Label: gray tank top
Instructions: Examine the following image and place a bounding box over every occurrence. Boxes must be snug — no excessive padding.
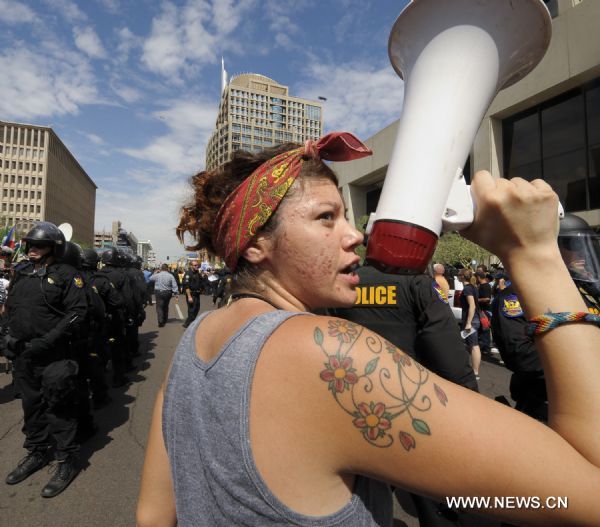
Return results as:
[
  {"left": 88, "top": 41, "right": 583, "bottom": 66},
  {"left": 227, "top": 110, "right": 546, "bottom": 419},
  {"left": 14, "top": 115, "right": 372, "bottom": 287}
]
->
[{"left": 163, "top": 310, "right": 393, "bottom": 526}]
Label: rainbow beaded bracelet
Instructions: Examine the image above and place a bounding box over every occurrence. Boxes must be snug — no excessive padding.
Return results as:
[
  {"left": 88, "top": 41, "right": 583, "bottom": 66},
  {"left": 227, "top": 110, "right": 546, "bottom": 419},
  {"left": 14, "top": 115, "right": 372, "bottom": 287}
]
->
[{"left": 526, "top": 311, "right": 600, "bottom": 337}]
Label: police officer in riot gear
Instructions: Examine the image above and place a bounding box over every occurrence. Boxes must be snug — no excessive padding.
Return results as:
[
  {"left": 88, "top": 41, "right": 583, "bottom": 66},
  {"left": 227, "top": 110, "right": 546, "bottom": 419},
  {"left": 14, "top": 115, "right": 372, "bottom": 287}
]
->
[
  {"left": 59, "top": 241, "right": 101, "bottom": 442},
  {"left": 123, "top": 252, "right": 146, "bottom": 356},
  {"left": 98, "top": 247, "right": 134, "bottom": 387},
  {"left": 80, "top": 248, "right": 122, "bottom": 408},
  {"left": 557, "top": 213, "right": 600, "bottom": 309},
  {"left": 3, "top": 222, "right": 88, "bottom": 498}
]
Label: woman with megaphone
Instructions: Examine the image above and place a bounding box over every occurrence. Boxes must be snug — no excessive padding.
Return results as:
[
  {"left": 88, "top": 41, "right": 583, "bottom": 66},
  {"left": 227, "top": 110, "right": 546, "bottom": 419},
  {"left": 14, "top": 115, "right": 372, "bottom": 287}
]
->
[{"left": 137, "top": 135, "right": 600, "bottom": 527}]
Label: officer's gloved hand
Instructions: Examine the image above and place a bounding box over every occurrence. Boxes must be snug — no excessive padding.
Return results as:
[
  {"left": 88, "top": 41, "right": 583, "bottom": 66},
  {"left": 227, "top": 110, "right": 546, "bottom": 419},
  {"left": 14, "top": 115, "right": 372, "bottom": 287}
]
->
[
  {"left": 25, "top": 337, "right": 52, "bottom": 356},
  {"left": 2, "top": 334, "right": 22, "bottom": 360}
]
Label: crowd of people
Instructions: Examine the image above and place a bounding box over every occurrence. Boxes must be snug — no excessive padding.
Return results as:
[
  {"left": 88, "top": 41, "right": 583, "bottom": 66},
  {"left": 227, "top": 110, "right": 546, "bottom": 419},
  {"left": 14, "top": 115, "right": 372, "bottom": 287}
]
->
[{"left": 0, "top": 224, "right": 234, "bottom": 499}]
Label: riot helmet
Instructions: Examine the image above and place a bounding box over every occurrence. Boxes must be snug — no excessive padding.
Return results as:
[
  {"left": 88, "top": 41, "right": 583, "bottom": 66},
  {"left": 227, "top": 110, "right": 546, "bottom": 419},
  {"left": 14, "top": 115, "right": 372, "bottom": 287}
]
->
[
  {"left": 82, "top": 248, "right": 100, "bottom": 270},
  {"left": 134, "top": 255, "right": 143, "bottom": 269},
  {"left": 116, "top": 249, "right": 131, "bottom": 268},
  {"left": 60, "top": 241, "right": 83, "bottom": 269},
  {"left": 100, "top": 247, "right": 121, "bottom": 267},
  {"left": 22, "top": 222, "right": 66, "bottom": 259},
  {"left": 558, "top": 214, "right": 600, "bottom": 284}
]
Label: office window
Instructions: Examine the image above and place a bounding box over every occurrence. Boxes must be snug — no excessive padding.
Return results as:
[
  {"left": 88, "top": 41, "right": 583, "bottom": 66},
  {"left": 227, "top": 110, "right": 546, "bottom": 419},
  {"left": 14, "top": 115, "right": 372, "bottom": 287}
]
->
[
  {"left": 306, "top": 105, "right": 321, "bottom": 120},
  {"left": 503, "top": 79, "right": 600, "bottom": 212},
  {"left": 587, "top": 82, "right": 600, "bottom": 209}
]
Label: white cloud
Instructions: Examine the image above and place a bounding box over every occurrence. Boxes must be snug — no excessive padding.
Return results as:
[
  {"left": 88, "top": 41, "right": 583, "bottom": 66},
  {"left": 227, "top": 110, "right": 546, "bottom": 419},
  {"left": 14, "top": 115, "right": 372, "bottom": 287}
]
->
[
  {"left": 0, "top": 45, "right": 99, "bottom": 120},
  {"left": 84, "top": 132, "right": 105, "bottom": 145},
  {"left": 43, "top": 0, "right": 87, "bottom": 22},
  {"left": 264, "top": 0, "right": 302, "bottom": 51},
  {"left": 0, "top": 0, "right": 37, "bottom": 24},
  {"left": 74, "top": 26, "right": 107, "bottom": 59},
  {"left": 95, "top": 176, "right": 191, "bottom": 261},
  {"left": 120, "top": 98, "right": 217, "bottom": 175},
  {"left": 141, "top": 3, "right": 186, "bottom": 77},
  {"left": 141, "top": 0, "right": 254, "bottom": 79},
  {"left": 111, "top": 82, "right": 143, "bottom": 103},
  {"left": 96, "top": 0, "right": 120, "bottom": 13},
  {"left": 115, "top": 26, "right": 139, "bottom": 64},
  {"left": 297, "top": 60, "right": 405, "bottom": 140}
]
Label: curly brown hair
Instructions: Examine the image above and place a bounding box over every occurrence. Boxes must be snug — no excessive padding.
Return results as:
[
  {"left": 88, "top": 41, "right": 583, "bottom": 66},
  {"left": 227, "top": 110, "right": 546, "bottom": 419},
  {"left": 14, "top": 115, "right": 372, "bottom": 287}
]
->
[{"left": 177, "top": 143, "right": 339, "bottom": 264}]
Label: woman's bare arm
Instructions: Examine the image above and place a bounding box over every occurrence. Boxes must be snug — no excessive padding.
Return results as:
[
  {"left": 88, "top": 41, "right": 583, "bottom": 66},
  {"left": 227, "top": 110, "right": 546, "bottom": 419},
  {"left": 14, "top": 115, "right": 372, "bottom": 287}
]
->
[
  {"left": 254, "top": 173, "right": 599, "bottom": 525},
  {"left": 137, "top": 386, "right": 176, "bottom": 527}
]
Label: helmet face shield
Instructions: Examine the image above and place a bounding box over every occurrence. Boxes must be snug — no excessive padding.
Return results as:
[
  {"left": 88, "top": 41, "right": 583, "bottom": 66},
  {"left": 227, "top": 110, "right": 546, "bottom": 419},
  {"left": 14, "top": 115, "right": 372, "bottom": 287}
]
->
[{"left": 558, "top": 232, "right": 600, "bottom": 283}]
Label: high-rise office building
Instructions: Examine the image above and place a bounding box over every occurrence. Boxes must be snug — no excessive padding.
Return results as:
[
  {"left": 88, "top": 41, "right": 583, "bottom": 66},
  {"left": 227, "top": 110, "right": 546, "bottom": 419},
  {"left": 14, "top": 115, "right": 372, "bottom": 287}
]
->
[
  {"left": 205, "top": 63, "right": 323, "bottom": 170},
  {"left": 0, "top": 120, "right": 97, "bottom": 245}
]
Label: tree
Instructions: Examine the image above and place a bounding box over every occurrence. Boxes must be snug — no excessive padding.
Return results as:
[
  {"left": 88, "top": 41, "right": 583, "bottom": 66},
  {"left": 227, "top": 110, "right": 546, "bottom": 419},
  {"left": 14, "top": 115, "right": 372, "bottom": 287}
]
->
[
  {"left": 432, "top": 232, "right": 493, "bottom": 268},
  {"left": 355, "top": 214, "right": 370, "bottom": 263}
]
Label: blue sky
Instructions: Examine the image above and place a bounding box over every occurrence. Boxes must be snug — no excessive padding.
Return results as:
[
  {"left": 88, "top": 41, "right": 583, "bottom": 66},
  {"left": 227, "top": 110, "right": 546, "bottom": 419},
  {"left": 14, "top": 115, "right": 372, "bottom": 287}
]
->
[{"left": 0, "top": 0, "right": 408, "bottom": 260}]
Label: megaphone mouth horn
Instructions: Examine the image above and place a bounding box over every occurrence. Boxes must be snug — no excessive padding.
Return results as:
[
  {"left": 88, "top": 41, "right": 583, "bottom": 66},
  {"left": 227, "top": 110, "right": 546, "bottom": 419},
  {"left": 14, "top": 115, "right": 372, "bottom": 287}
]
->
[{"left": 367, "top": 0, "right": 551, "bottom": 274}]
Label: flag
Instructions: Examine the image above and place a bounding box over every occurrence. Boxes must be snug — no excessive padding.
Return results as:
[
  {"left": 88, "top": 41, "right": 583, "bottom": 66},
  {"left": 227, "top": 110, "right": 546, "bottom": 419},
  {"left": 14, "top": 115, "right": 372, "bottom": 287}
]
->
[{"left": 1, "top": 225, "right": 15, "bottom": 249}]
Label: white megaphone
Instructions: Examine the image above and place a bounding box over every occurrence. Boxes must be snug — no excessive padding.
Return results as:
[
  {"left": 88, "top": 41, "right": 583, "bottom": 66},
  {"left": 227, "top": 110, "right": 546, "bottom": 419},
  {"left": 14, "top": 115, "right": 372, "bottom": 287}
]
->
[{"left": 366, "top": 0, "right": 552, "bottom": 274}]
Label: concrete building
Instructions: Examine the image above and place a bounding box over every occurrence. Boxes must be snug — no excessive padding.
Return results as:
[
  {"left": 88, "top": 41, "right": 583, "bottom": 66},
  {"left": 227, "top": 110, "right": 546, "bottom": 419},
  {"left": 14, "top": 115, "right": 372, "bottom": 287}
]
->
[
  {"left": 332, "top": 0, "right": 600, "bottom": 230},
  {"left": 205, "top": 65, "right": 323, "bottom": 170},
  {"left": 94, "top": 220, "right": 140, "bottom": 254},
  {"left": 0, "top": 120, "right": 97, "bottom": 244},
  {"left": 137, "top": 240, "right": 154, "bottom": 265}
]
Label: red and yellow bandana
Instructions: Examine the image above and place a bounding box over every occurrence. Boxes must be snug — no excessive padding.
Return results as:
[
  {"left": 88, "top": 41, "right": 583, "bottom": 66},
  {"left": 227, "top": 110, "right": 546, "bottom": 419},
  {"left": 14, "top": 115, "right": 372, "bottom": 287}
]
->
[{"left": 212, "top": 132, "right": 372, "bottom": 270}]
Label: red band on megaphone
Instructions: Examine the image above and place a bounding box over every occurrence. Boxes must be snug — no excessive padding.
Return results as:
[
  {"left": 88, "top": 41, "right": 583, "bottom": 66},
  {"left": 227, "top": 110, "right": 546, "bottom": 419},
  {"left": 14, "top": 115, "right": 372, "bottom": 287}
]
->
[{"left": 366, "top": 220, "right": 438, "bottom": 274}]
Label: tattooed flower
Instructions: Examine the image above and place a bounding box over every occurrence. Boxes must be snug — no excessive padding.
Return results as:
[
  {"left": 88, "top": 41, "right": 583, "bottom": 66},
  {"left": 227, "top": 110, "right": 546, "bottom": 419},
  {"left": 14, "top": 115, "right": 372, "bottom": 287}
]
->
[
  {"left": 320, "top": 355, "right": 359, "bottom": 393},
  {"left": 353, "top": 402, "right": 392, "bottom": 440},
  {"left": 386, "top": 342, "right": 411, "bottom": 366},
  {"left": 328, "top": 320, "right": 358, "bottom": 343}
]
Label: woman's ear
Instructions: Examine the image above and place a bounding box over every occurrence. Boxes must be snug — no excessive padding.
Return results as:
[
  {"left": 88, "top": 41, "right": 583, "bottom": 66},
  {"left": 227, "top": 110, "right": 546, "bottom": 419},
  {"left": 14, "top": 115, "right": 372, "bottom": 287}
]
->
[{"left": 241, "top": 235, "right": 272, "bottom": 265}]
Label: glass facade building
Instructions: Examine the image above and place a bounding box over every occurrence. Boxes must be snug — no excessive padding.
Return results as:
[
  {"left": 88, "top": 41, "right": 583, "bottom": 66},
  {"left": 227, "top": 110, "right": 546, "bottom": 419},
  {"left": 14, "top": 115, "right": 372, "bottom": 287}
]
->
[{"left": 205, "top": 74, "right": 323, "bottom": 170}]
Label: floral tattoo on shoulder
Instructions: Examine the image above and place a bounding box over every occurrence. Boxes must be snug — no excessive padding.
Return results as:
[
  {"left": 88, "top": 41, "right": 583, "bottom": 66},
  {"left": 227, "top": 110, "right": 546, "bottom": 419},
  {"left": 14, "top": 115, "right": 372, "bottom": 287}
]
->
[{"left": 316, "top": 319, "right": 448, "bottom": 451}]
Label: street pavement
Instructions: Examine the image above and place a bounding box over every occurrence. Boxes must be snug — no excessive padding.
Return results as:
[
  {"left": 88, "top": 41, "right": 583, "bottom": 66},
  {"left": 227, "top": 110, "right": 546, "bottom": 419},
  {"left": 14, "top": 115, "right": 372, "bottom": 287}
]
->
[{"left": 0, "top": 299, "right": 512, "bottom": 527}]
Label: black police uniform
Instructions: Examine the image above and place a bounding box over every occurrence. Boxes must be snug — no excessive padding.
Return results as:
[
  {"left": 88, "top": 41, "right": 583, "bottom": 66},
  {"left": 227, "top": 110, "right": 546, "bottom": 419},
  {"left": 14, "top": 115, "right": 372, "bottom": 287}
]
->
[
  {"left": 492, "top": 278, "right": 599, "bottom": 423},
  {"left": 182, "top": 269, "right": 204, "bottom": 327},
  {"left": 331, "top": 266, "right": 490, "bottom": 527},
  {"left": 213, "top": 271, "right": 232, "bottom": 308},
  {"left": 490, "top": 282, "right": 547, "bottom": 421},
  {"left": 6, "top": 261, "right": 88, "bottom": 461},
  {"left": 125, "top": 265, "right": 146, "bottom": 356},
  {"left": 80, "top": 268, "right": 111, "bottom": 406},
  {"left": 97, "top": 264, "right": 134, "bottom": 386},
  {"left": 332, "top": 266, "right": 478, "bottom": 390}
]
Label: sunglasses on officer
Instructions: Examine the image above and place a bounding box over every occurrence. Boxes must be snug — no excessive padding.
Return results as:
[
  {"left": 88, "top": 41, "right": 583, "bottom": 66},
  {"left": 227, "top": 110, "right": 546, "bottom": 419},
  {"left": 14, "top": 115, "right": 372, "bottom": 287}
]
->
[{"left": 27, "top": 241, "right": 51, "bottom": 250}]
